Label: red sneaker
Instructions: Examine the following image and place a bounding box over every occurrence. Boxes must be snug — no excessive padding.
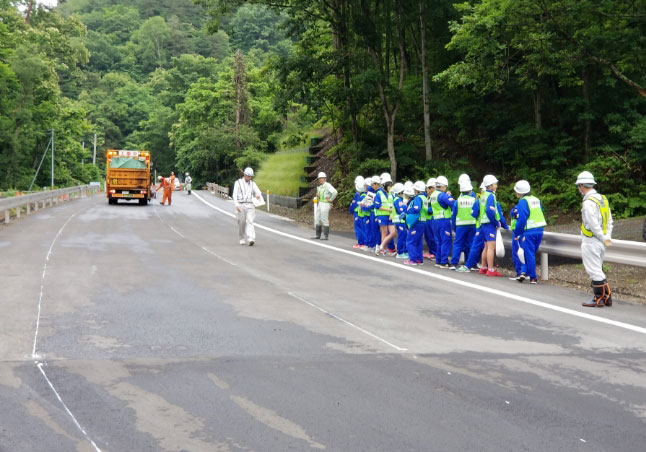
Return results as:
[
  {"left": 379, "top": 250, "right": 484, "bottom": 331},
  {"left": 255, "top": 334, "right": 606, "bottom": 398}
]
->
[
  {"left": 352, "top": 244, "right": 362, "bottom": 249},
  {"left": 402, "top": 260, "right": 417, "bottom": 266},
  {"left": 423, "top": 253, "right": 433, "bottom": 259},
  {"left": 478, "top": 267, "right": 488, "bottom": 275},
  {"left": 486, "top": 269, "right": 503, "bottom": 277}
]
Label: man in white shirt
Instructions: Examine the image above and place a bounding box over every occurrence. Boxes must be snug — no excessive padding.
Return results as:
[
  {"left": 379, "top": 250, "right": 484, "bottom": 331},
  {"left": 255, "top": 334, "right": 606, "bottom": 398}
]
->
[
  {"left": 233, "top": 167, "right": 262, "bottom": 246},
  {"left": 185, "top": 173, "right": 192, "bottom": 195},
  {"left": 576, "top": 171, "right": 614, "bottom": 307},
  {"left": 312, "top": 172, "right": 337, "bottom": 240}
]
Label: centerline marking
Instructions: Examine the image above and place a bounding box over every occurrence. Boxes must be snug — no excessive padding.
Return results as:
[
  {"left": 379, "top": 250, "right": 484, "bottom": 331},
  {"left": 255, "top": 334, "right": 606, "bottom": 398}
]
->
[
  {"left": 193, "top": 192, "right": 646, "bottom": 337},
  {"left": 288, "top": 292, "right": 407, "bottom": 351}
]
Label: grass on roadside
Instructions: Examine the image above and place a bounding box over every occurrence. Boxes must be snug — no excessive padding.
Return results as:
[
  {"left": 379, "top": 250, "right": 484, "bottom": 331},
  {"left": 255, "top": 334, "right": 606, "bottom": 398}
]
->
[{"left": 254, "top": 148, "right": 309, "bottom": 197}]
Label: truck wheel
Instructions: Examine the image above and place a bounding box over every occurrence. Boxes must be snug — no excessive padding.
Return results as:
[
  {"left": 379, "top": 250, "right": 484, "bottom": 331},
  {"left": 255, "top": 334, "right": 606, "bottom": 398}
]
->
[
  {"left": 108, "top": 198, "right": 116, "bottom": 205},
  {"left": 139, "top": 198, "right": 148, "bottom": 206}
]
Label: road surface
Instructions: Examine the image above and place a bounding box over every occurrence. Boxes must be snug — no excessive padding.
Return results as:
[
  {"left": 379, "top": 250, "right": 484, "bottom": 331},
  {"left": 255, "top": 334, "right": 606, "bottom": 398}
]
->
[{"left": 1, "top": 191, "right": 645, "bottom": 452}]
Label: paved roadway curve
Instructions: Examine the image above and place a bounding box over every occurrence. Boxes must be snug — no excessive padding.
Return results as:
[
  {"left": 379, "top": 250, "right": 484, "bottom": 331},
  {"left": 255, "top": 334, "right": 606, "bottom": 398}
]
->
[{"left": 1, "top": 191, "right": 645, "bottom": 452}]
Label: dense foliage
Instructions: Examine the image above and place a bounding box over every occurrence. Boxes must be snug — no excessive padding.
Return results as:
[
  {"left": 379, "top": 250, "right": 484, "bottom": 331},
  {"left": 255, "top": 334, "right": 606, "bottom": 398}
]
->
[{"left": 2, "top": 0, "right": 645, "bottom": 219}]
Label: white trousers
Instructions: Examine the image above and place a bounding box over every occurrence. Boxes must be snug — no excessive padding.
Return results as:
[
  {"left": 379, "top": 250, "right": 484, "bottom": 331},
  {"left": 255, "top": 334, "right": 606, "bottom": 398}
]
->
[
  {"left": 237, "top": 204, "right": 256, "bottom": 241},
  {"left": 315, "top": 202, "right": 331, "bottom": 227},
  {"left": 581, "top": 236, "right": 606, "bottom": 281}
]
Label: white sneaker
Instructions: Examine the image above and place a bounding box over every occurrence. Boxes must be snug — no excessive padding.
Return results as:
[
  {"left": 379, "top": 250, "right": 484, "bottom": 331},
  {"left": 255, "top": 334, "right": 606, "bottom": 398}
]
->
[
  {"left": 374, "top": 245, "right": 381, "bottom": 255},
  {"left": 239, "top": 239, "right": 245, "bottom": 245}
]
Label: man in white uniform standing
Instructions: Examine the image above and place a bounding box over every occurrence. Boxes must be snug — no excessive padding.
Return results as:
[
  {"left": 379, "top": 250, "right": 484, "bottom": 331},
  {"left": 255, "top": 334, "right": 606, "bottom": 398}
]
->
[
  {"left": 312, "top": 172, "right": 337, "bottom": 240},
  {"left": 233, "top": 167, "right": 262, "bottom": 246},
  {"left": 576, "top": 171, "right": 614, "bottom": 307}
]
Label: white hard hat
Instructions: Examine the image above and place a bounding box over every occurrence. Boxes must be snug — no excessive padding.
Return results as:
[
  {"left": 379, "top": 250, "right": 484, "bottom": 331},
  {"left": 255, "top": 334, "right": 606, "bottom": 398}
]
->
[
  {"left": 244, "top": 167, "right": 254, "bottom": 177},
  {"left": 575, "top": 171, "right": 596, "bottom": 185},
  {"left": 364, "top": 177, "right": 372, "bottom": 186},
  {"left": 436, "top": 175, "right": 449, "bottom": 187},
  {"left": 371, "top": 175, "right": 381, "bottom": 185},
  {"left": 459, "top": 181, "right": 473, "bottom": 192},
  {"left": 355, "top": 175, "right": 364, "bottom": 183},
  {"left": 514, "top": 180, "right": 531, "bottom": 194},
  {"left": 185, "top": 172, "right": 189, "bottom": 176},
  {"left": 318, "top": 172, "right": 326, "bottom": 179},
  {"left": 404, "top": 187, "right": 415, "bottom": 197},
  {"left": 380, "top": 173, "right": 392, "bottom": 184},
  {"left": 426, "top": 178, "right": 436, "bottom": 187},
  {"left": 392, "top": 182, "right": 404, "bottom": 195},
  {"left": 355, "top": 179, "right": 365, "bottom": 192},
  {"left": 479, "top": 182, "right": 486, "bottom": 190},
  {"left": 482, "top": 174, "right": 498, "bottom": 187},
  {"left": 404, "top": 181, "right": 414, "bottom": 189},
  {"left": 458, "top": 173, "right": 471, "bottom": 184},
  {"left": 413, "top": 181, "right": 426, "bottom": 192}
]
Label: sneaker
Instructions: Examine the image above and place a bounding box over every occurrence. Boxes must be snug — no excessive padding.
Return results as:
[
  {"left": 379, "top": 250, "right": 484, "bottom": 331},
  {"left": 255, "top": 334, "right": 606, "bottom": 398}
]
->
[
  {"left": 478, "top": 267, "right": 488, "bottom": 275},
  {"left": 417, "top": 261, "right": 424, "bottom": 266},
  {"left": 518, "top": 274, "right": 526, "bottom": 283},
  {"left": 449, "top": 265, "right": 457, "bottom": 270},
  {"left": 374, "top": 245, "right": 381, "bottom": 255},
  {"left": 248, "top": 240, "right": 254, "bottom": 246},
  {"left": 361, "top": 245, "right": 370, "bottom": 251},
  {"left": 455, "top": 266, "right": 470, "bottom": 273},
  {"left": 470, "top": 267, "right": 479, "bottom": 272},
  {"left": 352, "top": 244, "right": 362, "bottom": 249},
  {"left": 486, "top": 269, "right": 503, "bottom": 277},
  {"left": 439, "top": 264, "right": 450, "bottom": 269},
  {"left": 239, "top": 239, "right": 245, "bottom": 245},
  {"left": 402, "top": 253, "right": 409, "bottom": 258},
  {"left": 423, "top": 253, "right": 433, "bottom": 259},
  {"left": 530, "top": 279, "right": 538, "bottom": 284},
  {"left": 387, "top": 251, "right": 397, "bottom": 257},
  {"left": 402, "top": 260, "right": 417, "bottom": 266},
  {"left": 396, "top": 253, "right": 407, "bottom": 259},
  {"left": 434, "top": 263, "right": 442, "bottom": 267},
  {"left": 509, "top": 275, "right": 521, "bottom": 281}
]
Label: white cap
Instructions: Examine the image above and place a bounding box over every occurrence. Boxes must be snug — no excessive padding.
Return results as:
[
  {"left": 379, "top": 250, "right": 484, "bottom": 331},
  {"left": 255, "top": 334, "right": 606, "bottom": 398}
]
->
[
  {"left": 371, "top": 175, "right": 381, "bottom": 185},
  {"left": 392, "top": 183, "right": 404, "bottom": 194},
  {"left": 318, "top": 172, "right": 326, "bottom": 179},
  {"left": 413, "top": 181, "right": 426, "bottom": 192},
  {"left": 243, "top": 167, "right": 254, "bottom": 177},
  {"left": 436, "top": 175, "right": 449, "bottom": 187},
  {"left": 426, "top": 178, "right": 436, "bottom": 187},
  {"left": 458, "top": 173, "right": 471, "bottom": 184},
  {"left": 459, "top": 181, "right": 473, "bottom": 192},
  {"left": 514, "top": 180, "right": 531, "bottom": 194},
  {"left": 575, "top": 171, "right": 596, "bottom": 185},
  {"left": 482, "top": 174, "right": 498, "bottom": 187},
  {"left": 364, "top": 177, "right": 372, "bottom": 186}
]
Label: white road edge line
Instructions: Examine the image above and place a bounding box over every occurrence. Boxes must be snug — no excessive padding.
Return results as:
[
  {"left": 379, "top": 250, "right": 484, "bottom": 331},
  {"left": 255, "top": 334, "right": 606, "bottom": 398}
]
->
[
  {"left": 193, "top": 192, "right": 646, "bottom": 336},
  {"left": 37, "top": 363, "right": 102, "bottom": 452},
  {"left": 288, "top": 292, "right": 408, "bottom": 351}
]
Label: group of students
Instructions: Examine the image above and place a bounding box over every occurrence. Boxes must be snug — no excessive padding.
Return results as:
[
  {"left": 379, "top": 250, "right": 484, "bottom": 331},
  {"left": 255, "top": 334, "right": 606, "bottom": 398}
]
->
[{"left": 348, "top": 172, "right": 546, "bottom": 283}]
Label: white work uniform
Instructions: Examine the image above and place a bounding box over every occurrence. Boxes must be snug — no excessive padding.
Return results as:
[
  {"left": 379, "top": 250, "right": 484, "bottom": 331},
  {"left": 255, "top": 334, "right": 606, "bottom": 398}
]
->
[
  {"left": 233, "top": 178, "right": 261, "bottom": 242},
  {"left": 315, "top": 181, "right": 337, "bottom": 227},
  {"left": 185, "top": 176, "right": 192, "bottom": 192},
  {"left": 580, "top": 189, "right": 613, "bottom": 281}
]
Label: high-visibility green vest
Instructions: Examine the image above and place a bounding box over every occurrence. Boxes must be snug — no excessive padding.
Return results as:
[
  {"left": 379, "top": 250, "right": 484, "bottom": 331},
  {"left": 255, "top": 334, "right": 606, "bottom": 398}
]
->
[
  {"left": 479, "top": 191, "right": 500, "bottom": 224},
  {"left": 375, "top": 189, "right": 392, "bottom": 216},
  {"left": 523, "top": 195, "right": 546, "bottom": 229},
  {"left": 357, "top": 193, "right": 368, "bottom": 217},
  {"left": 317, "top": 184, "right": 329, "bottom": 203},
  {"left": 391, "top": 196, "right": 403, "bottom": 223},
  {"left": 418, "top": 194, "right": 428, "bottom": 222},
  {"left": 511, "top": 216, "right": 517, "bottom": 230},
  {"left": 431, "top": 191, "right": 451, "bottom": 220},
  {"left": 581, "top": 195, "right": 610, "bottom": 237},
  {"left": 455, "top": 194, "right": 476, "bottom": 226}
]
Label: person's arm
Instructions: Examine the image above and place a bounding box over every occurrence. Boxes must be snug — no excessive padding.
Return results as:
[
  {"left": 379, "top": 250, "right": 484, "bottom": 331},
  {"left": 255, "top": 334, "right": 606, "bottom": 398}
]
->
[
  {"left": 485, "top": 194, "right": 499, "bottom": 226},
  {"left": 349, "top": 193, "right": 359, "bottom": 214},
  {"left": 451, "top": 199, "right": 458, "bottom": 231},
  {"left": 497, "top": 202, "right": 509, "bottom": 229},
  {"left": 252, "top": 181, "right": 262, "bottom": 199},
  {"left": 471, "top": 199, "right": 480, "bottom": 219},
  {"left": 232, "top": 180, "right": 241, "bottom": 208},
  {"left": 326, "top": 183, "right": 338, "bottom": 202},
  {"left": 606, "top": 200, "right": 613, "bottom": 238}
]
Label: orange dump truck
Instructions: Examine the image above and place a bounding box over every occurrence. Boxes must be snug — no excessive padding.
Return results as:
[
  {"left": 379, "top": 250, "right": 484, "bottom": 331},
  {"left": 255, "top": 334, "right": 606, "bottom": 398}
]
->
[{"left": 105, "top": 150, "right": 151, "bottom": 205}]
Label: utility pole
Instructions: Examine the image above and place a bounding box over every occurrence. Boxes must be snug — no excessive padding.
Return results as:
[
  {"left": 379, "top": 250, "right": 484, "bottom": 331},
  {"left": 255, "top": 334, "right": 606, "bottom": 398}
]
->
[
  {"left": 93, "top": 134, "right": 97, "bottom": 165},
  {"left": 51, "top": 129, "right": 55, "bottom": 189}
]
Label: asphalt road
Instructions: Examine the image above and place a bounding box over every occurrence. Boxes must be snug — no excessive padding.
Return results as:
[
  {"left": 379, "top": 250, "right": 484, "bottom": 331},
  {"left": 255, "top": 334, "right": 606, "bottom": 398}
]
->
[{"left": 1, "top": 190, "right": 645, "bottom": 452}]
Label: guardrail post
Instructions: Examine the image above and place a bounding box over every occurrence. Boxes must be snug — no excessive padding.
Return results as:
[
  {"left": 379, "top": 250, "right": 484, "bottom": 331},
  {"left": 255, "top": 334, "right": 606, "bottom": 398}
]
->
[
  {"left": 26, "top": 203, "right": 31, "bottom": 214},
  {"left": 4, "top": 210, "right": 9, "bottom": 224},
  {"left": 541, "top": 252, "right": 549, "bottom": 281},
  {"left": 266, "top": 190, "right": 270, "bottom": 212},
  {"left": 16, "top": 206, "right": 20, "bottom": 219}
]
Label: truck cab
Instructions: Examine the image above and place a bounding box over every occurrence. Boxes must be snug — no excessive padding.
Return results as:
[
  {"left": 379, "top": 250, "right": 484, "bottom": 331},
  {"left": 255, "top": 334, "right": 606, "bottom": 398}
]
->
[{"left": 105, "top": 150, "right": 151, "bottom": 205}]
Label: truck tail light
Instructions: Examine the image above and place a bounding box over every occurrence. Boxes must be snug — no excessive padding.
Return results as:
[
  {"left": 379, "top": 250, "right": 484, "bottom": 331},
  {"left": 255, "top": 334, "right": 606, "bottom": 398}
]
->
[{"left": 109, "top": 189, "right": 116, "bottom": 194}]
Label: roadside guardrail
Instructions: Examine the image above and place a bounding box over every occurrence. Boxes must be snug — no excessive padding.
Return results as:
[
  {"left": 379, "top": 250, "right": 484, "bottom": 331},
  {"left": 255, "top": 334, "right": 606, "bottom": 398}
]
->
[
  {"left": 0, "top": 185, "right": 100, "bottom": 224},
  {"left": 207, "top": 183, "right": 230, "bottom": 199},
  {"left": 500, "top": 230, "right": 646, "bottom": 280}
]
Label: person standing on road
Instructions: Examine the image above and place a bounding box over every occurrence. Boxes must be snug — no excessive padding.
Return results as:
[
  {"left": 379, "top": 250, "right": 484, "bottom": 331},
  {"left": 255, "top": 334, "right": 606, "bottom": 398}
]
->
[
  {"left": 513, "top": 180, "right": 546, "bottom": 284},
  {"left": 450, "top": 179, "right": 476, "bottom": 270},
  {"left": 392, "top": 183, "right": 408, "bottom": 259},
  {"left": 403, "top": 181, "right": 428, "bottom": 266},
  {"left": 431, "top": 176, "right": 455, "bottom": 268},
  {"left": 374, "top": 174, "right": 397, "bottom": 255},
  {"left": 350, "top": 176, "right": 366, "bottom": 249},
  {"left": 422, "top": 179, "right": 436, "bottom": 260},
  {"left": 312, "top": 172, "right": 337, "bottom": 240},
  {"left": 477, "top": 175, "right": 503, "bottom": 277},
  {"left": 157, "top": 175, "right": 172, "bottom": 206},
  {"left": 185, "top": 173, "right": 192, "bottom": 195},
  {"left": 576, "top": 171, "right": 614, "bottom": 307},
  {"left": 233, "top": 167, "right": 262, "bottom": 246}
]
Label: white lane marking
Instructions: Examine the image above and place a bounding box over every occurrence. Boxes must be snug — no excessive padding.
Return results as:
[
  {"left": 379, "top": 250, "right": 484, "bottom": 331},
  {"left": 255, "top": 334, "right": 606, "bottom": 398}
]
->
[
  {"left": 32, "top": 207, "right": 85, "bottom": 358},
  {"left": 200, "top": 246, "right": 237, "bottom": 267},
  {"left": 170, "top": 226, "right": 185, "bottom": 238},
  {"left": 194, "top": 192, "right": 646, "bottom": 336},
  {"left": 288, "top": 292, "right": 407, "bottom": 352},
  {"left": 37, "top": 363, "right": 102, "bottom": 452}
]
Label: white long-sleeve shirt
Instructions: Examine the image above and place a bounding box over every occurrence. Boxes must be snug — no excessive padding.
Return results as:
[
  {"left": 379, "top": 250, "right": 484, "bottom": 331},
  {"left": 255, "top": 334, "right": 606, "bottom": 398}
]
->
[
  {"left": 581, "top": 189, "right": 613, "bottom": 241},
  {"left": 316, "top": 182, "right": 337, "bottom": 203},
  {"left": 233, "top": 178, "right": 261, "bottom": 207}
]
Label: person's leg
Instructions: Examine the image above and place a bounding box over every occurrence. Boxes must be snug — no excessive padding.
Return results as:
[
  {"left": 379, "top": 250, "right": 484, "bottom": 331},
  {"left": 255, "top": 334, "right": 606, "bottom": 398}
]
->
[
  {"left": 409, "top": 223, "right": 423, "bottom": 263},
  {"left": 465, "top": 229, "right": 483, "bottom": 269},
  {"left": 440, "top": 220, "right": 452, "bottom": 265},
  {"left": 353, "top": 216, "right": 362, "bottom": 245},
  {"left": 245, "top": 205, "right": 256, "bottom": 243},
  {"left": 320, "top": 203, "right": 330, "bottom": 239},
  {"left": 313, "top": 204, "right": 322, "bottom": 239},
  {"left": 397, "top": 224, "right": 407, "bottom": 256},
  {"left": 511, "top": 234, "right": 521, "bottom": 276},
  {"left": 168, "top": 190, "right": 172, "bottom": 206},
  {"left": 522, "top": 230, "right": 542, "bottom": 280},
  {"left": 451, "top": 227, "right": 465, "bottom": 266},
  {"left": 237, "top": 207, "right": 247, "bottom": 241}
]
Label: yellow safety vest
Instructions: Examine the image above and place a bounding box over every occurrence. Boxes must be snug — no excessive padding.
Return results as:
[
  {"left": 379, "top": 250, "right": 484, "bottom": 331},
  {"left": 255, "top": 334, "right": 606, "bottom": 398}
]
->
[{"left": 581, "top": 195, "right": 610, "bottom": 237}]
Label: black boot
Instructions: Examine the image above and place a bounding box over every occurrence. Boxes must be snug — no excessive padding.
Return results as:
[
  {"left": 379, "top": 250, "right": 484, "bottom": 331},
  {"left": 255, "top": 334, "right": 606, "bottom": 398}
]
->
[
  {"left": 312, "top": 225, "right": 321, "bottom": 239},
  {"left": 582, "top": 280, "right": 605, "bottom": 307},
  {"left": 321, "top": 226, "right": 329, "bottom": 240},
  {"left": 603, "top": 279, "right": 613, "bottom": 306}
]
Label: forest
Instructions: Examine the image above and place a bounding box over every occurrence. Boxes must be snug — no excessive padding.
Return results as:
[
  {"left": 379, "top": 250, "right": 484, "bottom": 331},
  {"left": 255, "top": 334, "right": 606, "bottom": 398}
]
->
[{"left": 1, "top": 0, "right": 645, "bottom": 219}]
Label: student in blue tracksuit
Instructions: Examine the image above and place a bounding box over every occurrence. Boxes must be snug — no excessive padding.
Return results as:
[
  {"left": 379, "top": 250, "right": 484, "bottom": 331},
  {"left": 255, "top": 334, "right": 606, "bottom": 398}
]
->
[
  {"left": 404, "top": 181, "right": 428, "bottom": 265},
  {"left": 458, "top": 182, "right": 486, "bottom": 272},
  {"left": 391, "top": 183, "right": 408, "bottom": 259},
  {"left": 477, "top": 175, "right": 504, "bottom": 276},
  {"left": 509, "top": 203, "right": 522, "bottom": 279},
  {"left": 349, "top": 176, "right": 366, "bottom": 249},
  {"left": 513, "top": 180, "right": 546, "bottom": 284},
  {"left": 450, "top": 179, "right": 477, "bottom": 269},
  {"left": 370, "top": 176, "right": 382, "bottom": 248},
  {"left": 430, "top": 176, "right": 455, "bottom": 268},
  {"left": 422, "top": 178, "right": 437, "bottom": 259},
  {"left": 360, "top": 177, "right": 375, "bottom": 250}
]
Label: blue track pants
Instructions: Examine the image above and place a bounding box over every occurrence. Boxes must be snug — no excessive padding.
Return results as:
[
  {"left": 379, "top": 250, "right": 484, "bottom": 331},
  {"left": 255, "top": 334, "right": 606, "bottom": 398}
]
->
[{"left": 450, "top": 225, "right": 476, "bottom": 266}]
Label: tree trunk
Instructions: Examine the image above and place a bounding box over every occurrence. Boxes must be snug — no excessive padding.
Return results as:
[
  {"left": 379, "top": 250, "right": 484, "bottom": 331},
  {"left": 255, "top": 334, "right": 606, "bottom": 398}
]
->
[
  {"left": 582, "top": 67, "right": 591, "bottom": 162},
  {"left": 420, "top": 1, "right": 432, "bottom": 161},
  {"left": 533, "top": 89, "right": 542, "bottom": 129},
  {"left": 25, "top": 0, "right": 34, "bottom": 24}
]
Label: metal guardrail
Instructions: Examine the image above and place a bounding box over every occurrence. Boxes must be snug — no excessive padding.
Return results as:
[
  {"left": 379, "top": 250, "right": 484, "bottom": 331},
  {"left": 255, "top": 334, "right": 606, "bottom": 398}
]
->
[
  {"left": 206, "top": 183, "right": 230, "bottom": 199},
  {"left": 0, "top": 185, "right": 100, "bottom": 224},
  {"left": 500, "top": 229, "right": 646, "bottom": 280}
]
